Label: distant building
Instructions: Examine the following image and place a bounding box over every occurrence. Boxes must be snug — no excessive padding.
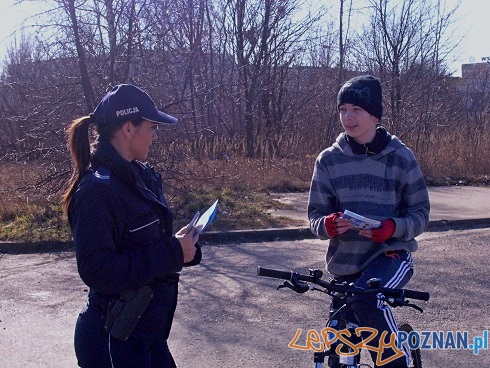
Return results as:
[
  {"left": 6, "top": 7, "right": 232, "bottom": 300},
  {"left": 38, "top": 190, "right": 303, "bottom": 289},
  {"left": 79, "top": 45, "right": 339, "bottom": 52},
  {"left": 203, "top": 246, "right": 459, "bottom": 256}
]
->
[{"left": 461, "top": 62, "right": 490, "bottom": 113}]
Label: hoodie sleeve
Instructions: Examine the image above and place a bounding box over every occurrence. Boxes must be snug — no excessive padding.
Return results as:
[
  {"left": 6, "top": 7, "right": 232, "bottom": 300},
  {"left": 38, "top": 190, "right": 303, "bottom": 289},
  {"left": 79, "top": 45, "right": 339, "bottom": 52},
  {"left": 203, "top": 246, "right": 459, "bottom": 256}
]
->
[
  {"left": 391, "top": 149, "right": 430, "bottom": 241},
  {"left": 308, "top": 152, "right": 338, "bottom": 240}
]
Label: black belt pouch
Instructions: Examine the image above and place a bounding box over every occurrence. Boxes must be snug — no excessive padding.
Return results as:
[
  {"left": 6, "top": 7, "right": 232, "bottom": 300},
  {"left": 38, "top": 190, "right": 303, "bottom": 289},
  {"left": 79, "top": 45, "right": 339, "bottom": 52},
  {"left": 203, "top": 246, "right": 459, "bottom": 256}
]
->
[{"left": 105, "top": 285, "right": 154, "bottom": 341}]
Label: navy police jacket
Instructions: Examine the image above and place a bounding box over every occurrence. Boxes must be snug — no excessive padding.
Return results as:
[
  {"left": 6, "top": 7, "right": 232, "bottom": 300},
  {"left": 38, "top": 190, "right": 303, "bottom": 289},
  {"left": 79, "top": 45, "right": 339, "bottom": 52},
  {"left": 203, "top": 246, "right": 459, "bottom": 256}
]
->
[{"left": 68, "top": 140, "right": 200, "bottom": 337}]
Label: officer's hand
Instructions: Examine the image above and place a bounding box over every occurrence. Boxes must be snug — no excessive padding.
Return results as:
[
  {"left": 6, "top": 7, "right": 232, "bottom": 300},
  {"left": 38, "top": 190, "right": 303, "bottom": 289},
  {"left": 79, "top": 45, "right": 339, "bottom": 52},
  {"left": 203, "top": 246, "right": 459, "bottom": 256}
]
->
[{"left": 176, "top": 226, "right": 199, "bottom": 263}]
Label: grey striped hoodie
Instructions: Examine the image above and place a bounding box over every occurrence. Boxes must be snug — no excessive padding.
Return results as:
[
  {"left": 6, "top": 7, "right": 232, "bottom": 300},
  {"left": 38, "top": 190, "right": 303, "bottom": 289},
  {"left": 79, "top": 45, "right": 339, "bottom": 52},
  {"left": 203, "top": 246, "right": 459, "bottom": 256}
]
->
[{"left": 308, "top": 132, "right": 430, "bottom": 276}]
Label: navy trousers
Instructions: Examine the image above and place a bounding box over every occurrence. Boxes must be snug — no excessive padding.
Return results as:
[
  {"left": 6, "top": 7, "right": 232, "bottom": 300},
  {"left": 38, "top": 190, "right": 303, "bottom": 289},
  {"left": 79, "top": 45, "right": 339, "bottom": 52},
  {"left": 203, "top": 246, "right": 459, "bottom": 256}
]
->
[
  {"left": 74, "top": 305, "right": 176, "bottom": 368},
  {"left": 329, "top": 250, "right": 414, "bottom": 368}
]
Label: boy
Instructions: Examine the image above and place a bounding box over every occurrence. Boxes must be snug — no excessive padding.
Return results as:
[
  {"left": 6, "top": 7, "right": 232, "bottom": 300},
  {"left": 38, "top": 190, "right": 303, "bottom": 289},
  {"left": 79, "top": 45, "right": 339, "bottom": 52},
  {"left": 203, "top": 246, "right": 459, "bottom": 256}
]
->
[{"left": 308, "top": 75, "right": 430, "bottom": 367}]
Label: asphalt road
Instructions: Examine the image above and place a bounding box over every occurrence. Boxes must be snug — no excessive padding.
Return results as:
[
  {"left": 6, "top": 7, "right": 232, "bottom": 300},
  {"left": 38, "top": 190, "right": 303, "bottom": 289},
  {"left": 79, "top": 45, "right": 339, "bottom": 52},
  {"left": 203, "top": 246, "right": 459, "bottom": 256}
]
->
[{"left": 1, "top": 227, "right": 489, "bottom": 368}]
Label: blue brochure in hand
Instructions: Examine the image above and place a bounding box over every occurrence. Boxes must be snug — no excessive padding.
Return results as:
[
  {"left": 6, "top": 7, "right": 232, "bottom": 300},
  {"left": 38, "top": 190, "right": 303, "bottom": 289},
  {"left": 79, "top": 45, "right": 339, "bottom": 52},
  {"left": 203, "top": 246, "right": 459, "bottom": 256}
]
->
[{"left": 186, "top": 199, "right": 219, "bottom": 235}]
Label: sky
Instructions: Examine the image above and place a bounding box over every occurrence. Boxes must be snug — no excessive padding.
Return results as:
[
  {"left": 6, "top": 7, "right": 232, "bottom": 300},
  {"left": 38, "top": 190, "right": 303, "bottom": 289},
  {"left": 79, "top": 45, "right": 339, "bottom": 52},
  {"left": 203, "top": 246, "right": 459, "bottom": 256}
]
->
[
  {"left": 0, "top": 0, "right": 488, "bottom": 77},
  {"left": 446, "top": 0, "right": 490, "bottom": 74}
]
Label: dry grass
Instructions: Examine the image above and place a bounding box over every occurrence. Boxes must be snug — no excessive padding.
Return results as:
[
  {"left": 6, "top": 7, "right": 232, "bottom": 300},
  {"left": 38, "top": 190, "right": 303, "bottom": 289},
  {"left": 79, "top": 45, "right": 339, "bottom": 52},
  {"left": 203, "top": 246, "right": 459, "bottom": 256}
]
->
[
  {"left": 0, "top": 158, "right": 311, "bottom": 242},
  {"left": 407, "top": 128, "right": 490, "bottom": 185},
  {"left": 1, "top": 126, "right": 490, "bottom": 242}
]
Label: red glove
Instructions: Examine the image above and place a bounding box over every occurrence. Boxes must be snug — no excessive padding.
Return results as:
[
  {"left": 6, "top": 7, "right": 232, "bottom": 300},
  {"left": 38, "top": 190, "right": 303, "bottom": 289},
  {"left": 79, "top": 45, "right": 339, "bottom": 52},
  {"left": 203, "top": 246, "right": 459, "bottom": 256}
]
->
[
  {"left": 325, "top": 212, "right": 343, "bottom": 238},
  {"left": 371, "top": 219, "right": 396, "bottom": 243}
]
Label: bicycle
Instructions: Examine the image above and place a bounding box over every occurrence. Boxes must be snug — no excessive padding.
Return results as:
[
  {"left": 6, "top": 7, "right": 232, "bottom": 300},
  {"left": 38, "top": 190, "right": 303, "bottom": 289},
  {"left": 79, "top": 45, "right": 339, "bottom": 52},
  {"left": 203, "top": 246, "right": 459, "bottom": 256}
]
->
[{"left": 257, "top": 266, "right": 430, "bottom": 368}]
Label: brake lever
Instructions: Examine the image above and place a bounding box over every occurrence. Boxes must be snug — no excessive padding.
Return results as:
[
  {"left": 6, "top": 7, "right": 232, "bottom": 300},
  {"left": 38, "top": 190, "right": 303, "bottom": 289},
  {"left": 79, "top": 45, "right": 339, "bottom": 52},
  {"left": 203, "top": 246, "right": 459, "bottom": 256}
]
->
[
  {"left": 277, "top": 280, "right": 310, "bottom": 293},
  {"left": 406, "top": 302, "right": 424, "bottom": 313},
  {"left": 385, "top": 297, "right": 424, "bottom": 313}
]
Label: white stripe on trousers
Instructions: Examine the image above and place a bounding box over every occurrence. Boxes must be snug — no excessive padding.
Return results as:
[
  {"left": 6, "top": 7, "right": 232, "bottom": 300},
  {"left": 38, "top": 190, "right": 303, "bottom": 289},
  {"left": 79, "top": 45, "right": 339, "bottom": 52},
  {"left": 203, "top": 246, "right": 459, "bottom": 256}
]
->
[{"left": 377, "top": 252, "right": 414, "bottom": 367}]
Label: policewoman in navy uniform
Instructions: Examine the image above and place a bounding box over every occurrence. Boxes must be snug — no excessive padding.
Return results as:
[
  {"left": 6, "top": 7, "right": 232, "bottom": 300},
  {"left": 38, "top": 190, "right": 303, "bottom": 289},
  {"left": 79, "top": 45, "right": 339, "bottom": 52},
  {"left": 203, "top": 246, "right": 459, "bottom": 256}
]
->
[{"left": 61, "top": 84, "right": 201, "bottom": 368}]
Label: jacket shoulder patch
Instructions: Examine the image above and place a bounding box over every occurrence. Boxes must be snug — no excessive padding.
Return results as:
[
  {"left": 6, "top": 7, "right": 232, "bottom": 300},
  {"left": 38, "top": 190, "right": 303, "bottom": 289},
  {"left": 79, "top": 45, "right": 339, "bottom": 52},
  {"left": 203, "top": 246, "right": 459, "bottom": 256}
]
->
[{"left": 93, "top": 167, "right": 111, "bottom": 184}]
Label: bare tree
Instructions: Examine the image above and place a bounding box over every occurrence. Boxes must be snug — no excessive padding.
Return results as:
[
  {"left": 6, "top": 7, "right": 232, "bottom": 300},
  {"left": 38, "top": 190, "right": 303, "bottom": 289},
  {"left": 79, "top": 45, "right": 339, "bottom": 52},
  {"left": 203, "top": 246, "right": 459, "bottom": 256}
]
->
[
  {"left": 65, "top": 0, "right": 97, "bottom": 110},
  {"left": 1, "top": 0, "right": 484, "bottom": 200},
  {"left": 354, "top": 1, "right": 461, "bottom": 138},
  {"left": 221, "top": 0, "right": 321, "bottom": 157}
]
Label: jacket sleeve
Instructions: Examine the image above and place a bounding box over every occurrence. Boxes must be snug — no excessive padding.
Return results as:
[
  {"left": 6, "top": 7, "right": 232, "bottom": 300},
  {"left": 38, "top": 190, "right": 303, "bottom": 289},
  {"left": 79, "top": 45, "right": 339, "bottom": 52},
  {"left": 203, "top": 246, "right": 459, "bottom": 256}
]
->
[{"left": 70, "top": 183, "right": 184, "bottom": 294}]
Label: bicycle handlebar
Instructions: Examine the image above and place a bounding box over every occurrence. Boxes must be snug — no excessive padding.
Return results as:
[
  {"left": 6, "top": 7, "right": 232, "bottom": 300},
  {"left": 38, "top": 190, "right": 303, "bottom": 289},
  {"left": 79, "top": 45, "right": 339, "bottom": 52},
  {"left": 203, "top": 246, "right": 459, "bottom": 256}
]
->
[
  {"left": 401, "top": 288, "right": 430, "bottom": 301},
  {"left": 257, "top": 266, "right": 430, "bottom": 301},
  {"left": 257, "top": 266, "right": 293, "bottom": 280}
]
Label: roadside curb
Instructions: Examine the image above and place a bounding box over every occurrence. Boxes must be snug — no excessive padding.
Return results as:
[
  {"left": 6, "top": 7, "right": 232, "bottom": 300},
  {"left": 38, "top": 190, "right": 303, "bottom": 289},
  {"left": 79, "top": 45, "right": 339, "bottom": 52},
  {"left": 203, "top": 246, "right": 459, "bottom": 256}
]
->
[
  {"left": 2, "top": 218, "right": 490, "bottom": 254},
  {"left": 204, "top": 217, "right": 490, "bottom": 242}
]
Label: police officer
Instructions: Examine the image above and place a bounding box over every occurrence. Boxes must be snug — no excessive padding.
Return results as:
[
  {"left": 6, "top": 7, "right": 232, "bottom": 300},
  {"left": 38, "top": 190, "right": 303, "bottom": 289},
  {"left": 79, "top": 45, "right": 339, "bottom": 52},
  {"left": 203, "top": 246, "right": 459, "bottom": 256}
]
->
[{"left": 62, "top": 84, "right": 201, "bottom": 367}]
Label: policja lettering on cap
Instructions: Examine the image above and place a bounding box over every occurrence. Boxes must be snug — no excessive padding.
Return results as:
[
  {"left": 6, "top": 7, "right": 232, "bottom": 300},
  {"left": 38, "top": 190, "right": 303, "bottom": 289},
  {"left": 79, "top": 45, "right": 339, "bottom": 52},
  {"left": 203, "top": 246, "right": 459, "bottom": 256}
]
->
[
  {"left": 116, "top": 107, "right": 140, "bottom": 118},
  {"left": 92, "top": 84, "right": 178, "bottom": 125}
]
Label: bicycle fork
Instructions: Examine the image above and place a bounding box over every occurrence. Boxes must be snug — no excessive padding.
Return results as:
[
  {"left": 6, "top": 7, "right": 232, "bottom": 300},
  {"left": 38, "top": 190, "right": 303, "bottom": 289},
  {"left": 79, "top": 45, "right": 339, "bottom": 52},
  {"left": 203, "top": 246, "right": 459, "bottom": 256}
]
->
[
  {"left": 314, "top": 313, "right": 361, "bottom": 368},
  {"left": 313, "top": 331, "right": 361, "bottom": 367}
]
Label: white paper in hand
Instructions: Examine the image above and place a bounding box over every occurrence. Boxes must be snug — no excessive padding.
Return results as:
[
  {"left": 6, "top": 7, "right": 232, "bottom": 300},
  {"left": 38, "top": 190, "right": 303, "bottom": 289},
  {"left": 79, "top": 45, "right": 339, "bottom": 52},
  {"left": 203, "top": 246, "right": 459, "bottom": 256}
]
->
[
  {"left": 192, "top": 199, "right": 219, "bottom": 235},
  {"left": 342, "top": 210, "right": 381, "bottom": 230},
  {"left": 185, "top": 211, "right": 200, "bottom": 234}
]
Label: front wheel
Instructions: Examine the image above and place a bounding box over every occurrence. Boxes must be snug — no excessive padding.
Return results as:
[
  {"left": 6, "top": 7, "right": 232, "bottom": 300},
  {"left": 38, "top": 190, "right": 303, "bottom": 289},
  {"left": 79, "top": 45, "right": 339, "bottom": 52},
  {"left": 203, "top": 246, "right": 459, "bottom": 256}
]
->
[{"left": 397, "top": 323, "right": 423, "bottom": 368}]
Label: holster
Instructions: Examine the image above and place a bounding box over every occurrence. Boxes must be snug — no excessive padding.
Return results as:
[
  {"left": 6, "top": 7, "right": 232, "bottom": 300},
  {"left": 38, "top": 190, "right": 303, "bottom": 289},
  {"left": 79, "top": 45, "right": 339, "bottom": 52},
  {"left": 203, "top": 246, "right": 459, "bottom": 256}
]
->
[{"left": 104, "top": 285, "right": 154, "bottom": 341}]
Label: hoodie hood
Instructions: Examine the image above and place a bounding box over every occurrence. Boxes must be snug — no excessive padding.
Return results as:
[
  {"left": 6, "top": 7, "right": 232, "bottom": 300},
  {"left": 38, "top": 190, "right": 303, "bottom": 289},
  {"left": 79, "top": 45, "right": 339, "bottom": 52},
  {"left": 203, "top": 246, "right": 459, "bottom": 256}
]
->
[{"left": 332, "top": 127, "right": 404, "bottom": 158}]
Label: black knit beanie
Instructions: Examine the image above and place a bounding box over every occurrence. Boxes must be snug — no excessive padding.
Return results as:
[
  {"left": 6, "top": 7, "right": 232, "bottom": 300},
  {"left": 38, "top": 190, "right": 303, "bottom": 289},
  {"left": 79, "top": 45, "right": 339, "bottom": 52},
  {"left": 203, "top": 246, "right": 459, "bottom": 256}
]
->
[{"left": 337, "top": 75, "right": 383, "bottom": 120}]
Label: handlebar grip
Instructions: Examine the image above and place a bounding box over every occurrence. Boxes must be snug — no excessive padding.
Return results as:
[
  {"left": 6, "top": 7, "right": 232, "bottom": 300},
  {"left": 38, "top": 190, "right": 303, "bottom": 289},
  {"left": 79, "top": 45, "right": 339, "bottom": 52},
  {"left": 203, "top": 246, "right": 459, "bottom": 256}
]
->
[
  {"left": 403, "top": 289, "right": 430, "bottom": 301},
  {"left": 257, "top": 266, "right": 293, "bottom": 280}
]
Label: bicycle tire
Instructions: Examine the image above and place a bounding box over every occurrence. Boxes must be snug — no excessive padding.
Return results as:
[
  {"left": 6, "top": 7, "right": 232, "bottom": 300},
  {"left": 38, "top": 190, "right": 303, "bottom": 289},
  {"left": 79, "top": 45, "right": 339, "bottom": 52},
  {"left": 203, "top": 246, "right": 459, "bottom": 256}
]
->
[{"left": 397, "top": 323, "right": 423, "bottom": 368}]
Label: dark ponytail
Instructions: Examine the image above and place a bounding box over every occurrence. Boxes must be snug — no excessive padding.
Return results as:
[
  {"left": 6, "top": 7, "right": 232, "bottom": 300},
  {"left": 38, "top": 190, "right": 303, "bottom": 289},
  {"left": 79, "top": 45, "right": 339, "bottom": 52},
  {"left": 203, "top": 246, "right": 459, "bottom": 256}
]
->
[
  {"left": 61, "top": 114, "right": 145, "bottom": 215},
  {"left": 61, "top": 115, "right": 93, "bottom": 215}
]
